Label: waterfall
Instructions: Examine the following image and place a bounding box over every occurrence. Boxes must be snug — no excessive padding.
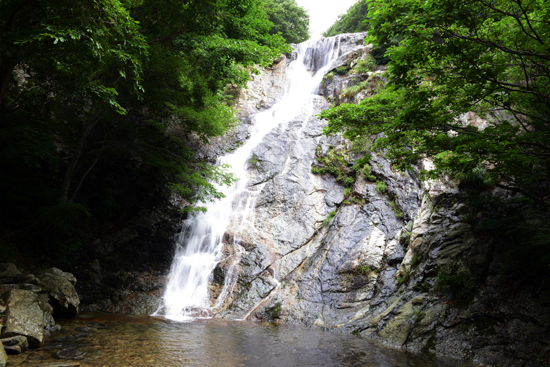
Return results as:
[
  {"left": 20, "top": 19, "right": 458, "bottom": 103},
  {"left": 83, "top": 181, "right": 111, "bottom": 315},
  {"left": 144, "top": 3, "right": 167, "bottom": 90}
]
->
[{"left": 155, "top": 36, "right": 344, "bottom": 322}]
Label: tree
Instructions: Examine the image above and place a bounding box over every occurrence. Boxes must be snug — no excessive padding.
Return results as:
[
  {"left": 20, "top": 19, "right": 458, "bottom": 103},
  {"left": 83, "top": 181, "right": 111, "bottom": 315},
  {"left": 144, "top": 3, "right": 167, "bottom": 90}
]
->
[
  {"left": 323, "top": 0, "right": 370, "bottom": 37},
  {"left": 263, "top": 0, "right": 310, "bottom": 43},
  {"left": 320, "top": 0, "right": 550, "bottom": 207},
  {"left": 0, "top": 0, "right": 289, "bottom": 263}
]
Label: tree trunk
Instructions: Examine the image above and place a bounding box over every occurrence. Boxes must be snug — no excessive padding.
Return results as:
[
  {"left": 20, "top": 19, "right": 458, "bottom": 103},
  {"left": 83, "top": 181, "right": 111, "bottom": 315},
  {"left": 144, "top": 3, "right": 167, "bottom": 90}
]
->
[{"left": 59, "top": 111, "right": 104, "bottom": 203}]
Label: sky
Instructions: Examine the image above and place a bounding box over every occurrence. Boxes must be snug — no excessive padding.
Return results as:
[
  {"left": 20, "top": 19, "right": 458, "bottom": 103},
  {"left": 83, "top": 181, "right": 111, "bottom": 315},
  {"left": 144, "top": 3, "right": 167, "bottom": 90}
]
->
[{"left": 295, "top": 0, "right": 360, "bottom": 39}]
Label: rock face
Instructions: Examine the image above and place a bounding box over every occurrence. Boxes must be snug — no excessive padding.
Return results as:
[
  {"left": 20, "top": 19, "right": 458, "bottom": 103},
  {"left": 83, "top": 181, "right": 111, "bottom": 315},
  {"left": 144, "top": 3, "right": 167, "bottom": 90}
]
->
[
  {"left": 72, "top": 188, "right": 181, "bottom": 314},
  {"left": 2, "top": 290, "right": 44, "bottom": 348},
  {"left": 167, "top": 33, "right": 550, "bottom": 366}
]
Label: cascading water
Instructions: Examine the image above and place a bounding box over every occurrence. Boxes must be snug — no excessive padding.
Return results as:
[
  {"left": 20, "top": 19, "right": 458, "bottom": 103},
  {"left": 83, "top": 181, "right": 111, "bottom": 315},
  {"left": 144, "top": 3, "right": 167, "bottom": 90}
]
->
[{"left": 155, "top": 36, "right": 345, "bottom": 322}]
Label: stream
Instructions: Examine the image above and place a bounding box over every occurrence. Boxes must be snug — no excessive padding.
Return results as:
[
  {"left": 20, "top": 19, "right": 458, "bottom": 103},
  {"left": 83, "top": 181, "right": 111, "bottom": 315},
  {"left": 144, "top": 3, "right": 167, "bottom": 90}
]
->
[{"left": 12, "top": 312, "right": 476, "bottom": 367}]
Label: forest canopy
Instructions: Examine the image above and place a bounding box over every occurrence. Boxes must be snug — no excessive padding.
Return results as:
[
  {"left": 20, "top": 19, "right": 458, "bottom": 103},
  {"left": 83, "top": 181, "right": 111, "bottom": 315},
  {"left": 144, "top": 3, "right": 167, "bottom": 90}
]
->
[
  {"left": 263, "top": 0, "right": 310, "bottom": 43},
  {"left": 323, "top": 0, "right": 370, "bottom": 37},
  {"left": 0, "top": 0, "right": 289, "bottom": 264}
]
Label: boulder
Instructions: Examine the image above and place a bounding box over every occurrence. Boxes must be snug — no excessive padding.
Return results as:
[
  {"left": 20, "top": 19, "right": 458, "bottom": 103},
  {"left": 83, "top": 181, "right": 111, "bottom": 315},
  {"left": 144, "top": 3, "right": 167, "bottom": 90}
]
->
[
  {"left": 37, "top": 294, "right": 56, "bottom": 331},
  {"left": 39, "top": 272, "right": 79, "bottom": 316},
  {"left": 0, "top": 344, "right": 6, "bottom": 367},
  {"left": 0, "top": 264, "right": 20, "bottom": 284},
  {"left": 1, "top": 289, "right": 44, "bottom": 347},
  {"left": 44, "top": 268, "right": 77, "bottom": 287},
  {"left": 1, "top": 335, "right": 29, "bottom": 354}
]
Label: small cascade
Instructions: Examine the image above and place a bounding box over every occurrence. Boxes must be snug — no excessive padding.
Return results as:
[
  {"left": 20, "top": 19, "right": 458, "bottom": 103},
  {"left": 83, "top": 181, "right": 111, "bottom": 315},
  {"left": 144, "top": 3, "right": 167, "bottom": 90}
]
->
[{"left": 155, "top": 35, "right": 345, "bottom": 322}]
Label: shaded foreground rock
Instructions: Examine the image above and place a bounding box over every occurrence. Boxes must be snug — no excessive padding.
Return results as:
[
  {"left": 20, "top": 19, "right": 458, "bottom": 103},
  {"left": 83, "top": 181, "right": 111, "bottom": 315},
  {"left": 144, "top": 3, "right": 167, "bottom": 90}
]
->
[
  {"left": 39, "top": 273, "right": 80, "bottom": 317},
  {"left": 1, "top": 335, "right": 29, "bottom": 354},
  {"left": 0, "top": 344, "right": 6, "bottom": 367},
  {"left": 1, "top": 289, "right": 44, "bottom": 348},
  {"left": 0, "top": 264, "right": 20, "bottom": 284}
]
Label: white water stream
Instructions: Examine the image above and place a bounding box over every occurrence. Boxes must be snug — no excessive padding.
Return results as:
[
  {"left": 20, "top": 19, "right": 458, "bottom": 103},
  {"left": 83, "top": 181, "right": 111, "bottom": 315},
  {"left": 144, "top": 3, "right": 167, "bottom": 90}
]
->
[{"left": 155, "top": 37, "right": 344, "bottom": 322}]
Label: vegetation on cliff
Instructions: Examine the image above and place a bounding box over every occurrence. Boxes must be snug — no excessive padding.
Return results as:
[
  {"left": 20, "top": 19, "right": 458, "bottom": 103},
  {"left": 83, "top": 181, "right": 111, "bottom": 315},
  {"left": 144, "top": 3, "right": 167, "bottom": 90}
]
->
[
  {"left": 0, "top": 0, "right": 289, "bottom": 266},
  {"left": 320, "top": 0, "right": 550, "bottom": 280},
  {"left": 322, "top": 0, "right": 550, "bottom": 207}
]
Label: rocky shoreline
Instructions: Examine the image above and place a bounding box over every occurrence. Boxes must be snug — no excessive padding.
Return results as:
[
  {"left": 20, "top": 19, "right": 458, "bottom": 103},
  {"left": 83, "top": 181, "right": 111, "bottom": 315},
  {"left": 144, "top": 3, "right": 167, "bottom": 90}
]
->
[{"left": 0, "top": 264, "right": 79, "bottom": 366}]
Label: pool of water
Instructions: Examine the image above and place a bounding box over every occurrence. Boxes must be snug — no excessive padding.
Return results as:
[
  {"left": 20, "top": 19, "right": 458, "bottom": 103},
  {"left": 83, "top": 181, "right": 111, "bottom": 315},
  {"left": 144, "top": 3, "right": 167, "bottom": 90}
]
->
[{"left": 11, "top": 313, "right": 474, "bottom": 366}]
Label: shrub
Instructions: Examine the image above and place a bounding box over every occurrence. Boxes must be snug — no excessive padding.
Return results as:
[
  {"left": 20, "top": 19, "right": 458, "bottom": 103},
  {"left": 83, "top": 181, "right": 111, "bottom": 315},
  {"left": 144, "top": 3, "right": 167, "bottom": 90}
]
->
[
  {"left": 435, "top": 270, "right": 479, "bottom": 307},
  {"left": 323, "top": 210, "right": 337, "bottom": 226},
  {"left": 376, "top": 181, "right": 387, "bottom": 194}
]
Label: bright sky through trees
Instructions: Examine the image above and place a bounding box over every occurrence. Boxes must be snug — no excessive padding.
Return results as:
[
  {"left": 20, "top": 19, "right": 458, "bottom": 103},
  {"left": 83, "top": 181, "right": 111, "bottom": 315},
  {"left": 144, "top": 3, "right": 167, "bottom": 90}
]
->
[{"left": 295, "top": 0, "right": 359, "bottom": 39}]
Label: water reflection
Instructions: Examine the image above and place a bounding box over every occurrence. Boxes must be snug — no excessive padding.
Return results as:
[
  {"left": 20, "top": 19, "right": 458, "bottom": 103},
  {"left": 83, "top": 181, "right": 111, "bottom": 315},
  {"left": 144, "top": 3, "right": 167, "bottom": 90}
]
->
[{"left": 17, "top": 313, "right": 475, "bottom": 367}]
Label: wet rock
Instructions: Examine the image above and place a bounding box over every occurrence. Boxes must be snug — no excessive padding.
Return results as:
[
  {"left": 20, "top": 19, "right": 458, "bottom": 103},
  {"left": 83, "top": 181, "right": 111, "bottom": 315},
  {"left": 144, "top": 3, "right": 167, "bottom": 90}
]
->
[
  {"left": 1, "top": 335, "right": 29, "bottom": 354},
  {"left": 55, "top": 348, "right": 86, "bottom": 360},
  {"left": 1, "top": 289, "right": 44, "bottom": 348},
  {"left": 88, "top": 322, "right": 106, "bottom": 328},
  {"left": 53, "top": 333, "right": 91, "bottom": 342},
  {"left": 0, "top": 264, "right": 20, "bottom": 284},
  {"left": 75, "top": 327, "right": 96, "bottom": 333},
  {"left": 378, "top": 294, "right": 427, "bottom": 346},
  {"left": 39, "top": 272, "right": 80, "bottom": 316},
  {"left": 37, "top": 363, "right": 81, "bottom": 367}
]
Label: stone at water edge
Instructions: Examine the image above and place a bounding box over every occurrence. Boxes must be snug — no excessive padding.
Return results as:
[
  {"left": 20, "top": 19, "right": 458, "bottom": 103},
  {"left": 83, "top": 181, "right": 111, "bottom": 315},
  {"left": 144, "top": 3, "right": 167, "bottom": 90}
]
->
[
  {"left": 0, "top": 264, "right": 20, "bottom": 284},
  {"left": 55, "top": 348, "right": 86, "bottom": 360},
  {"left": 39, "top": 272, "right": 80, "bottom": 317},
  {"left": 1, "top": 289, "right": 44, "bottom": 348},
  {"left": 0, "top": 344, "right": 6, "bottom": 367},
  {"left": 1, "top": 335, "right": 29, "bottom": 354}
]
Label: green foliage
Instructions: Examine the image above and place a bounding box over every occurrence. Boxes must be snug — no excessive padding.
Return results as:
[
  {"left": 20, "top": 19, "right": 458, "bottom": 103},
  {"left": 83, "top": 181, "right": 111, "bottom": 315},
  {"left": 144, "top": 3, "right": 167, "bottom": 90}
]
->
[
  {"left": 353, "top": 56, "right": 378, "bottom": 74},
  {"left": 410, "top": 254, "right": 421, "bottom": 268},
  {"left": 311, "top": 146, "right": 355, "bottom": 186},
  {"left": 320, "top": 0, "right": 550, "bottom": 207},
  {"left": 323, "top": 72, "right": 335, "bottom": 83},
  {"left": 342, "top": 81, "right": 370, "bottom": 98},
  {"left": 376, "top": 181, "right": 387, "bottom": 194},
  {"left": 408, "top": 307, "right": 426, "bottom": 325},
  {"left": 334, "top": 65, "right": 351, "bottom": 76},
  {"left": 397, "top": 268, "right": 411, "bottom": 286},
  {"left": 400, "top": 230, "right": 411, "bottom": 249},
  {"left": 0, "top": 0, "right": 289, "bottom": 266},
  {"left": 263, "top": 0, "right": 310, "bottom": 43},
  {"left": 435, "top": 270, "right": 479, "bottom": 307},
  {"left": 390, "top": 200, "right": 404, "bottom": 218},
  {"left": 350, "top": 135, "right": 372, "bottom": 155},
  {"left": 357, "top": 265, "right": 373, "bottom": 276},
  {"left": 323, "top": 0, "right": 370, "bottom": 37},
  {"left": 323, "top": 210, "right": 337, "bottom": 226},
  {"left": 344, "top": 187, "right": 352, "bottom": 198}
]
